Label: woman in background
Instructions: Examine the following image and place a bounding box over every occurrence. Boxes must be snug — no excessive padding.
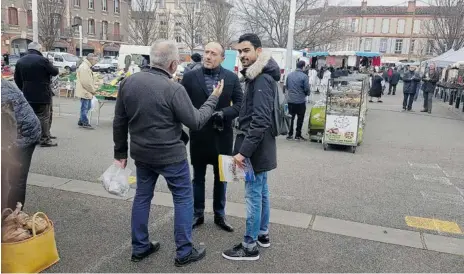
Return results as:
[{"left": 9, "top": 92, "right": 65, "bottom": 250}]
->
[
  {"left": 1, "top": 79, "right": 41, "bottom": 210},
  {"left": 369, "top": 70, "right": 384, "bottom": 103}
]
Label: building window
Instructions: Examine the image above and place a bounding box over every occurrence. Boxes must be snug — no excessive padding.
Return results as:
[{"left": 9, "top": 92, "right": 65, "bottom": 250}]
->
[
  {"left": 114, "top": 0, "right": 120, "bottom": 13},
  {"left": 113, "top": 22, "right": 120, "bottom": 40},
  {"left": 159, "top": 32, "right": 167, "bottom": 39},
  {"left": 27, "top": 10, "right": 32, "bottom": 28},
  {"left": 88, "top": 0, "right": 94, "bottom": 9},
  {"left": 427, "top": 40, "right": 434, "bottom": 55},
  {"left": 397, "top": 19, "right": 405, "bottom": 34},
  {"left": 194, "top": 33, "right": 202, "bottom": 44},
  {"left": 379, "top": 38, "right": 387, "bottom": 53},
  {"left": 158, "top": 0, "right": 166, "bottom": 8},
  {"left": 74, "top": 0, "right": 81, "bottom": 6},
  {"left": 413, "top": 20, "right": 421, "bottom": 34},
  {"left": 410, "top": 39, "right": 415, "bottom": 53},
  {"left": 364, "top": 38, "right": 372, "bottom": 51},
  {"left": 381, "top": 19, "right": 389, "bottom": 34},
  {"left": 175, "top": 0, "right": 181, "bottom": 9},
  {"left": 195, "top": 0, "right": 201, "bottom": 10},
  {"left": 88, "top": 19, "right": 95, "bottom": 34},
  {"left": 395, "top": 39, "right": 403, "bottom": 54},
  {"left": 351, "top": 18, "right": 357, "bottom": 32},
  {"left": 52, "top": 13, "right": 63, "bottom": 36},
  {"left": 102, "top": 0, "right": 107, "bottom": 11},
  {"left": 74, "top": 16, "right": 82, "bottom": 25},
  {"left": 8, "top": 8, "right": 19, "bottom": 25},
  {"left": 102, "top": 20, "right": 108, "bottom": 39},
  {"left": 366, "top": 18, "right": 374, "bottom": 33},
  {"left": 175, "top": 35, "right": 182, "bottom": 43}
]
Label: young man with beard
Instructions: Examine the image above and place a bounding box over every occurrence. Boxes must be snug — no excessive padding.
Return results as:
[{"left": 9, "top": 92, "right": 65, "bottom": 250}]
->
[
  {"left": 222, "top": 33, "right": 280, "bottom": 261},
  {"left": 181, "top": 42, "right": 243, "bottom": 232}
]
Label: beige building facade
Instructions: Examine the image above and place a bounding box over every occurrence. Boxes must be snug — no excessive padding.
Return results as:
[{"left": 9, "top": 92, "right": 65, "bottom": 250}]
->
[{"left": 1, "top": 0, "right": 130, "bottom": 56}]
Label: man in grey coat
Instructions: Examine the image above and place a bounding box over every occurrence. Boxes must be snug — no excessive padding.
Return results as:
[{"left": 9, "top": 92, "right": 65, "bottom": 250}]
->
[
  {"left": 285, "top": 60, "right": 310, "bottom": 141},
  {"left": 113, "top": 40, "right": 224, "bottom": 266},
  {"left": 420, "top": 63, "right": 440, "bottom": 114}
]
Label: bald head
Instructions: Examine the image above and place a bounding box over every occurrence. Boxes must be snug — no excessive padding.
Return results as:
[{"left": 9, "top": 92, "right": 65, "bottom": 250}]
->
[
  {"left": 150, "top": 39, "right": 179, "bottom": 74},
  {"left": 203, "top": 42, "right": 225, "bottom": 69}
]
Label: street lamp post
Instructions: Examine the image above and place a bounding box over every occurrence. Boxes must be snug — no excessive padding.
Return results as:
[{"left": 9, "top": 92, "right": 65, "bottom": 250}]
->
[
  {"left": 285, "top": 0, "right": 297, "bottom": 80},
  {"left": 32, "top": 0, "right": 38, "bottom": 43}
]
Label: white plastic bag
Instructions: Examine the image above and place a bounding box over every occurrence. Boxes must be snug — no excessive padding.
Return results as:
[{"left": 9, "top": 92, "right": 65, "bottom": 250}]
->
[
  {"left": 90, "top": 96, "right": 99, "bottom": 112},
  {"left": 99, "top": 164, "right": 132, "bottom": 197}
]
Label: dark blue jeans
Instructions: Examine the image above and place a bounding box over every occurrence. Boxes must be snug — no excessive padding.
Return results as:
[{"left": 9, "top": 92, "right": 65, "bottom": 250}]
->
[
  {"left": 132, "top": 160, "right": 193, "bottom": 259},
  {"left": 192, "top": 164, "right": 226, "bottom": 218},
  {"left": 79, "top": 98, "right": 91, "bottom": 125}
]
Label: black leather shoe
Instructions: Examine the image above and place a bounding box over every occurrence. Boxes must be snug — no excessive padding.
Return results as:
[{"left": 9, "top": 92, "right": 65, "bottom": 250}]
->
[
  {"left": 192, "top": 216, "right": 204, "bottom": 229},
  {"left": 131, "top": 241, "right": 161, "bottom": 262},
  {"left": 175, "top": 246, "right": 206, "bottom": 267},
  {"left": 214, "top": 216, "right": 234, "bottom": 232}
]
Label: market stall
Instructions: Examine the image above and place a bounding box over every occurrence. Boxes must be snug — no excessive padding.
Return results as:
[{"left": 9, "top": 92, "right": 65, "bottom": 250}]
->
[{"left": 322, "top": 74, "right": 369, "bottom": 153}]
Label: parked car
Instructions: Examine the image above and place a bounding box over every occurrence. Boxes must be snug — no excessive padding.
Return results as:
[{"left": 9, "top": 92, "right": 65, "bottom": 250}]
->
[
  {"left": 92, "top": 58, "right": 117, "bottom": 73},
  {"left": 43, "top": 52, "right": 79, "bottom": 72}
]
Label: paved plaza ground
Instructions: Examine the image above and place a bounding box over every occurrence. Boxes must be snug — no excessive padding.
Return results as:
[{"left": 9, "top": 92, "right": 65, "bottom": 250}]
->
[{"left": 25, "top": 86, "right": 464, "bottom": 272}]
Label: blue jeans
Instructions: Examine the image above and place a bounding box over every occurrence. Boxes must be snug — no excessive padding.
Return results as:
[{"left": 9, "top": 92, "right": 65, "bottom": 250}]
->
[
  {"left": 243, "top": 172, "right": 270, "bottom": 247},
  {"left": 132, "top": 160, "right": 193, "bottom": 259},
  {"left": 79, "top": 98, "right": 91, "bottom": 125}
]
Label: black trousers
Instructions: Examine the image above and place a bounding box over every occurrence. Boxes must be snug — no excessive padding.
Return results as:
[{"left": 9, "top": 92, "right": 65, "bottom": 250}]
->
[
  {"left": 403, "top": 93, "right": 414, "bottom": 110},
  {"left": 30, "top": 103, "right": 51, "bottom": 143},
  {"left": 1, "top": 145, "right": 36, "bottom": 210},
  {"left": 388, "top": 84, "right": 397, "bottom": 94},
  {"left": 192, "top": 163, "right": 226, "bottom": 218},
  {"left": 288, "top": 103, "right": 306, "bottom": 137}
]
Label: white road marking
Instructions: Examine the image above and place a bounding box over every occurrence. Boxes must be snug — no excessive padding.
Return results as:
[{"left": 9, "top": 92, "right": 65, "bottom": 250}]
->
[
  {"left": 83, "top": 211, "right": 174, "bottom": 273},
  {"left": 413, "top": 174, "right": 452, "bottom": 185},
  {"left": 442, "top": 169, "right": 464, "bottom": 179},
  {"left": 420, "top": 191, "right": 464, "bottom": 206},
  {"left": 408, "top": 162, "right": 441, "bottom": 169}
]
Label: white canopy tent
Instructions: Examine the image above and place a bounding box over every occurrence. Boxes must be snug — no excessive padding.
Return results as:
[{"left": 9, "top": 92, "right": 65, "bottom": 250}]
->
[{"left": 426, "top": 48, "right": 464, "bottom": 68}]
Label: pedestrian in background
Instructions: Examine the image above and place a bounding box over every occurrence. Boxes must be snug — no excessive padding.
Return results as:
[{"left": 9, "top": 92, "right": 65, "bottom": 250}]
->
[
  {"left": 222, "top": 33, "right": 279, "bottom": 261},
  {"left": 184, "top": 53, "right": 202, "bottom": 73},
  {"left": 402, "top": 66, "right": 421, "bottom": 111},
  {"left": 113, "top": 40, "right": 224, "bottom": 266},
  {"left": 369, "top": 70, "right": 384, "bottom": 103},
  {"left": 75, "top": 53, "right": 98, "bottom": 129},
  {"left": 388, "top": 67, "right": 400, "bottom": 95},
  {"left": 285, "top": 60, "right": 310, "bottom": 141},
  {"left": 421, "top": 63, "right": 439, "bottom": 114},
  {"left": 182, "top": 42, "right": 243, "bottom": 232},
  {"left": 1, "top": 79, "right": 41, "bottom": 210},
  {"left": 14, "top": 42, "right": 58, "bottom": 147}
]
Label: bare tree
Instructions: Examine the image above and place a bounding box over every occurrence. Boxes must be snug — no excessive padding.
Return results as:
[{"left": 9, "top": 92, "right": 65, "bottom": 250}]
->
[
  {"left": 234, "top": 0, "right": 346, "bottom": 49},
  {"left": 128, "top": 0, "right": 159, "bottom": 46},
  {"left": 423, "top": 0, "right": 464, "bottom": 55},
  {"left": 175, "top": 0, "right": 204, "bottom": 53},
  {"left": 158, "top": 9, "right": 174, "bottom": 40},
  {"left": 23, "top": 0, "right": 66, "bottom": 51},
  {"left": 204, "top": 0, "right": 235, "bottom": 47}
]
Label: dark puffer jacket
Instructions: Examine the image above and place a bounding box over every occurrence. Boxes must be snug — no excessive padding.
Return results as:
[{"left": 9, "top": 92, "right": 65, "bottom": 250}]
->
[
  {"left": 402, "top": 71, "right": 421, "bottom": 94},
  {"left": 235, "top": 52, "right": 280, "bottom": 173},
  {"left": 1, "top": 80, "right": 41, "bottom": 148}
]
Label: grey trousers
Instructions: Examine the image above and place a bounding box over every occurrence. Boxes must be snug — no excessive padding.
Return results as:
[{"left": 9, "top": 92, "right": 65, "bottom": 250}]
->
[{"left": 423, "top": 91, "right": 433, "bottom": 113}]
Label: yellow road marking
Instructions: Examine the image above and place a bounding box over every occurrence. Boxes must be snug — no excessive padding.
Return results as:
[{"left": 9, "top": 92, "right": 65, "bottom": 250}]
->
[
  {"left": 405, "top": 216, "right": 462, "bottom": 234},
  {"left": 128, "top": 176, "right": 136, "bottom": 185}
]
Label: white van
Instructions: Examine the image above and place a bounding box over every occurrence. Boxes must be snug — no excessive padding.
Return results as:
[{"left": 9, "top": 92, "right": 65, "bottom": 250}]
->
[{"left": 43, "top": 52, "right": 79, "bottom": 71}]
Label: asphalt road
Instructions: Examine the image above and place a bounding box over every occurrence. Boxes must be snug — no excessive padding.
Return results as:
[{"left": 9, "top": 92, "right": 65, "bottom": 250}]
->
[
  {"left": 34, "top": 89, "right": 464, "bottom": 239},
  {"left": 26, "top": 186, "right": 464, "bottom": 273}
]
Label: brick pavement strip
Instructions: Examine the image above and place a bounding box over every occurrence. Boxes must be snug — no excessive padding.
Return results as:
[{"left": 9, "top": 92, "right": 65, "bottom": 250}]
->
[{"left": 28, "top": 173, "right": 464, "bottom": 256}]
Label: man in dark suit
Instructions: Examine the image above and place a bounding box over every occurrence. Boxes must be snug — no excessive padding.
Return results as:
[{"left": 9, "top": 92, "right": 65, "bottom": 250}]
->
[{"left": 181, "top": 42, "right": 243, "bottom": 232}]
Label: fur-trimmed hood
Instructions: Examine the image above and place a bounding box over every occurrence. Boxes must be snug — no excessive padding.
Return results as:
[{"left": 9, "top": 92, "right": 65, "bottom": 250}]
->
[{"left": 240, "top": 51, "right": 281, "bottom": 82}]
